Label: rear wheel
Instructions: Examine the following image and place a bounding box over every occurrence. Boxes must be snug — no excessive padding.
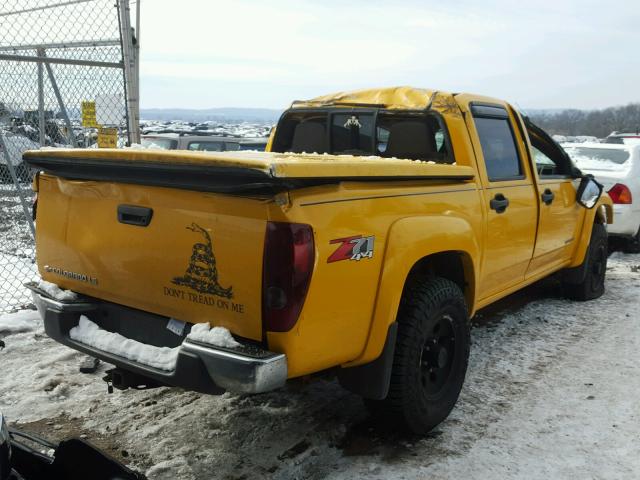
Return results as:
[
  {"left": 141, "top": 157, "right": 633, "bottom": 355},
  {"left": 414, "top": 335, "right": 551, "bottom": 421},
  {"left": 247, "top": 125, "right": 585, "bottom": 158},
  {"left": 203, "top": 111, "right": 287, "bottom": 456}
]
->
[
  {"left": 564, "top": 223, "right": 607, "bottom": 301},
  {"left": 367, "top": 276, "right": 470, "bottom": 434}
]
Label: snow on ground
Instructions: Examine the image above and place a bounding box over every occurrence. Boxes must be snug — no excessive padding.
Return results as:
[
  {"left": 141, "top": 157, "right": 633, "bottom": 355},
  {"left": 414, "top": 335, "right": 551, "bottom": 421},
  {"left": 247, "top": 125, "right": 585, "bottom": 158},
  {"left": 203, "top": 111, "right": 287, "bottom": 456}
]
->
[
  {"left": 0, "top": 252, "right": 37, "bottom": 312},
  {"left": 0, "top": 181, "right": 37, "bottom": 313},
  {"left": 0, "top": 253, "right": 639, "bottom": 479},
  {"left": 0, "top": 309, "right": 39, "bottom": 334}
]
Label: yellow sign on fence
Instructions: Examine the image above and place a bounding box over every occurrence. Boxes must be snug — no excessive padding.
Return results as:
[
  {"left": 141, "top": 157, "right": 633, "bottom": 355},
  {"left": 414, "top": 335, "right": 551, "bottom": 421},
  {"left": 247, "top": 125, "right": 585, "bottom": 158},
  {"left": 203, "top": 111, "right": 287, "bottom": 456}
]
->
[
  {"left": 81, "top": 101, "right": 98, "bottom": 127},
  {"left": 97, "top": 127, "right": 118, "bottom": 148}
]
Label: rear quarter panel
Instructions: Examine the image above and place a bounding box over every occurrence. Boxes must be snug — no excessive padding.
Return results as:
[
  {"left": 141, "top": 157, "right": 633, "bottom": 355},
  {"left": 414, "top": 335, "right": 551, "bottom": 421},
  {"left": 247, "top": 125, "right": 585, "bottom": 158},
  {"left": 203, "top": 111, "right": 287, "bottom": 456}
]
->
[{"left": 266, "top": 180, "right": 483, "bottom": 377}]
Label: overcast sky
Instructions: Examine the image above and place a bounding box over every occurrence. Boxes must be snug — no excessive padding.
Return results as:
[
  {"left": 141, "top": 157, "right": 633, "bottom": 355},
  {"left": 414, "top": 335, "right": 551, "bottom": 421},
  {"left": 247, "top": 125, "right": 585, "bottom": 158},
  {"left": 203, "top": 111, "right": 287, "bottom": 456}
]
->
[{"left": 139, "top": 0, "right": 640, "bottom": 111}]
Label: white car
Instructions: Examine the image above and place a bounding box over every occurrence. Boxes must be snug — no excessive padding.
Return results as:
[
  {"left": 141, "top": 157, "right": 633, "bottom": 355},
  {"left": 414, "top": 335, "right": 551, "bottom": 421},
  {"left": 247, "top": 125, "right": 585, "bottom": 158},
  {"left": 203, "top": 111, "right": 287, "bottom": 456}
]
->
[
  {"left": 604, "top": 132, "right": 640, "bottom": 145},
  {"left": 0, "top": 131, "right": 39, "bottom": 183},
  {"left": 563, "top": 142, "right": 640, "bottom": 252}
]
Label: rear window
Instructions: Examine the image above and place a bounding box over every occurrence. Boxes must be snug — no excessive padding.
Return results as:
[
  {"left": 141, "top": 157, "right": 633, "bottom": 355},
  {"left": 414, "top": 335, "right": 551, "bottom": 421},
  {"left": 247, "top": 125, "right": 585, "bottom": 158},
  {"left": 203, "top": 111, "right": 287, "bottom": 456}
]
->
[
  {"left": 331, "top": 113, "right": 375, "bottom": 155},
  {"left": 272, "top": 110, "right": 453, "bottom": 163},
  {"left": 187, "top": 141, "right": 223, "bottom": 152},
  {"left": 141, "top": 137, "right": 178, "bottom": 150},
  {"left": 563, "top": 146, "right": 631, "bottom": 170}
]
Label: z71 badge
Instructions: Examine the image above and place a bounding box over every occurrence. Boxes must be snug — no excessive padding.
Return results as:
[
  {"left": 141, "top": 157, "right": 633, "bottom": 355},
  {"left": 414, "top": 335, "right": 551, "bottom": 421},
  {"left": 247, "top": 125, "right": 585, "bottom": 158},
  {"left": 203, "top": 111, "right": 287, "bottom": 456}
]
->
[{"left": 328, "top": 235, "right": 375, "bottom": 263}]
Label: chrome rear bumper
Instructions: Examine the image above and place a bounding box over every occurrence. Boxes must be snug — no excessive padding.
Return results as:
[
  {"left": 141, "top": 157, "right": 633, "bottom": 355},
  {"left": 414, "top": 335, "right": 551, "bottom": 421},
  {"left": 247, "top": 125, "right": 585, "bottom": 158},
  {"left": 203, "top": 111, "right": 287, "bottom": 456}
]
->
[{"left": 29, "top": 287, "right": 287, "bottom": 395}]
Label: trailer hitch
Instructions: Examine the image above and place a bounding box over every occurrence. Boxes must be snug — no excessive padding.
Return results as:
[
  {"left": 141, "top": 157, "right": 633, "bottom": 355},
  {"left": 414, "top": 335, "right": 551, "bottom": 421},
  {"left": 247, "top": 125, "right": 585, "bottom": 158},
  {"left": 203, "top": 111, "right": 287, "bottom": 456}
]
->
[{"left": 103, "top": 368, "right": 163, "bottom": 393}]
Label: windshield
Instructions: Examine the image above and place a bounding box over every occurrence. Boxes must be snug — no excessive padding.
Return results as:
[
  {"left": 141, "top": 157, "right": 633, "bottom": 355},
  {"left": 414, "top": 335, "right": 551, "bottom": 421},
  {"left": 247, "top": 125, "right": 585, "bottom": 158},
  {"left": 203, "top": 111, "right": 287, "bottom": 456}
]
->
[
  {"left": 141, "top": 137, "right": 178, "bottom": 150},
  {"left": 563, "top": 146, "right": 631, "bottom": 171},
  {"left": 272, "top": 109, "right": 453, "bottom": 163}
]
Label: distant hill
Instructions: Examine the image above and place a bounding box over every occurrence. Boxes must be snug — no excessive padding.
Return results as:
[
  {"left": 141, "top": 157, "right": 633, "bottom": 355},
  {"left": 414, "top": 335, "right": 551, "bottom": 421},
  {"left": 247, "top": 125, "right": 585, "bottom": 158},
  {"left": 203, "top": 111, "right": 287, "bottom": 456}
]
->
[
  {"left": 528, "top": 103, "right": 640, "bottom": 137},
  {"left": 140, "top": 107, "right": 282, "bottom": 123}
]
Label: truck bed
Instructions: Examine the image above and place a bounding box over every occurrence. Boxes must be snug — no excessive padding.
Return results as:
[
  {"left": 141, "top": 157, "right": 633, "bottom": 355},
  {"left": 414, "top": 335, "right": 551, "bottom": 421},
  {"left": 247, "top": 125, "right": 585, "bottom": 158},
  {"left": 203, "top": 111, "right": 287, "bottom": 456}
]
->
[{"left": 24, "top": 149, "right": 475, "bottom": 193}]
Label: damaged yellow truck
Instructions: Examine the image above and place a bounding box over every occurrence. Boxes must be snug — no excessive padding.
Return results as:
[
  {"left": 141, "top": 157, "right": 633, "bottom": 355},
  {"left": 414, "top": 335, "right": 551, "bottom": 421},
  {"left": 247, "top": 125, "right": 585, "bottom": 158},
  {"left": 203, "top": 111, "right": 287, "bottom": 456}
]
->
[{"left": 25, "top": 87, "right": 613, "bottom": 434}]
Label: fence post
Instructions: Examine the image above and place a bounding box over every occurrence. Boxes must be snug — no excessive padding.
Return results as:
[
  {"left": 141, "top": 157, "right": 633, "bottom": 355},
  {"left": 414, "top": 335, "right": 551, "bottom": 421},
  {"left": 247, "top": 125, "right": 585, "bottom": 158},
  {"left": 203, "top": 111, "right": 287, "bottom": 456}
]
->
[
  {"left": 40, "top": 48, "right": 76, "bottom": 147},
  {"left": 37, "top": 57, "right": 45, "bottom": 146},
  {"left": 118, "top": 0, "right": 140, "bottom": 145}
]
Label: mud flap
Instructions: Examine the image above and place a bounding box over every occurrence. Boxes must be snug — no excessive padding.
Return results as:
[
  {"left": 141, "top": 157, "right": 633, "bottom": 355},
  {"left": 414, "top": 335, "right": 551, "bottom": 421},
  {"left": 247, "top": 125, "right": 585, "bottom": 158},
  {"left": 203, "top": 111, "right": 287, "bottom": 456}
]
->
[{"left": 337, "top": 322, "right": 397, "bottom": 400}]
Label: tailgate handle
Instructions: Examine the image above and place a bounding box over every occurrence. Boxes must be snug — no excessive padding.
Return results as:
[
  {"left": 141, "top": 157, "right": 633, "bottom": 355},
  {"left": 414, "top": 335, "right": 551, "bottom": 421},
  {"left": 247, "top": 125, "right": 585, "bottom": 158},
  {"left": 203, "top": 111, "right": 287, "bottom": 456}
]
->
[{"left": 117, "top": 205, "right": 153, "bottom": 227}]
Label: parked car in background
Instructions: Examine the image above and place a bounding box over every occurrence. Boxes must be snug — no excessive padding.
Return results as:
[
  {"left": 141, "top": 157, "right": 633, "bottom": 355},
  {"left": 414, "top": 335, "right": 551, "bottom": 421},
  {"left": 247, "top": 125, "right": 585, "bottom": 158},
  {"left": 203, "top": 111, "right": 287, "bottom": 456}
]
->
[
  {"left": 141, "top": 133, "right": 267, "bottom": 152},
  {"left": 0, "top": 132, "right": 39, "bottom": 183},
  {"left": 563, "top": 142, "right": 640, "bottom": 252},
  {"left": 603, "top": 132, "right": 640, "bottom": 145}
]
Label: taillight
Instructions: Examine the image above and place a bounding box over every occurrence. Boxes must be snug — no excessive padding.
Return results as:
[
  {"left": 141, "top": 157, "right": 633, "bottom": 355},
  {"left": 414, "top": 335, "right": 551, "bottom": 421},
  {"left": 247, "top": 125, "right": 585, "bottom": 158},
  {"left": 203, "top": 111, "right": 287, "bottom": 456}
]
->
[
  {"left": 262, "top": 222, "right": 315, "bottom": 332},
  {"left": 608, "top": 183, "right": 632, "bottom": 204}
]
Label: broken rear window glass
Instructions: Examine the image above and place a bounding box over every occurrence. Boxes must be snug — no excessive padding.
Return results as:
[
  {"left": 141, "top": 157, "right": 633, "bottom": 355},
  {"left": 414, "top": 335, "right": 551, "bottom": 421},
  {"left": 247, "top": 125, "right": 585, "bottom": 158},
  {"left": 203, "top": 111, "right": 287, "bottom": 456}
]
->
[
  {"left": 272, "top": 109, "right": 453, "bottom": 163},
  {"left": 331, "top": 113, "right": 374, "bottom": 155}
]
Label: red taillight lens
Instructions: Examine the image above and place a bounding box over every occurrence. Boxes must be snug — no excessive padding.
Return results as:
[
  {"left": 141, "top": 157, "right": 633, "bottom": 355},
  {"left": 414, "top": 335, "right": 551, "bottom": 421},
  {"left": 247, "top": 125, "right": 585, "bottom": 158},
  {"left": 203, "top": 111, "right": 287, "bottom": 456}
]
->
[
  {"left": 262, "top": 222, "right": 315, "bottom": 332},
  {"left": 608, "top": 183, "right": 632, "bottom": 204}
]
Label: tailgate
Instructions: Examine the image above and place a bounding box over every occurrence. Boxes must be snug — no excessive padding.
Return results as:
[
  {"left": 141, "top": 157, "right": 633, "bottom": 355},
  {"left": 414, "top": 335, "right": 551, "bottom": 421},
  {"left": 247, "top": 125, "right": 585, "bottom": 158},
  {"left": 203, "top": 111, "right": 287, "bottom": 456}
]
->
[{"left": 36, "top": 175, "right": 267, "bottom": 341}]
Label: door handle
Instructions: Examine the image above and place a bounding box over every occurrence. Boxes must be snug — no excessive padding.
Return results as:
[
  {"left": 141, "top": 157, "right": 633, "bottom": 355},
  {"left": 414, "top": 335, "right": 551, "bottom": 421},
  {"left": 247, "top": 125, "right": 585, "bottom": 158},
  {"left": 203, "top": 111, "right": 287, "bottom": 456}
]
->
[
  {"left": 541, "top": 188, "right": 555, "bottom": 205},
  {"left": 489, "top": 193, "right": 509, "bottom": 214},
  {"left": 117, "top": 205, "right": 153, "bottom": 226}
]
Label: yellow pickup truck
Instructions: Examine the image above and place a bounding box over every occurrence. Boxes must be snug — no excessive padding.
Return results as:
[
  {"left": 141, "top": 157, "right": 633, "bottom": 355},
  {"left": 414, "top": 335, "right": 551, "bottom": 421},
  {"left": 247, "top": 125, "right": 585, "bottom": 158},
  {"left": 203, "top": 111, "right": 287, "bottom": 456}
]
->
[{"left": 24, "top": 87, "right": 612, "bottom": 434}]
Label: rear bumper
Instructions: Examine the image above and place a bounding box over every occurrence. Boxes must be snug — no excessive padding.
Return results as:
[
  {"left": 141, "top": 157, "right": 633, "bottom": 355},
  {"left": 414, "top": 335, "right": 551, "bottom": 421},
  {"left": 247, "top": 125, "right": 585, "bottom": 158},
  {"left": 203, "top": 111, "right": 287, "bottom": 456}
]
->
[
  {"left": 609, "top": 204, "right": 640, "bottom": 237},
  {"left": 30, "top": 290, "right": 287, "bottom": 395}
]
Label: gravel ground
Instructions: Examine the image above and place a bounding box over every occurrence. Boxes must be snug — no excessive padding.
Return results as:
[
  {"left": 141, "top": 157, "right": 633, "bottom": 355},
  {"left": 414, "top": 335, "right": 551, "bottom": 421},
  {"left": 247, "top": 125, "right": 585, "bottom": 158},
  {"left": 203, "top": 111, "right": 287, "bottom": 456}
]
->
[{"left": 0, "top": 252, "right": 638, "bottom": 479}]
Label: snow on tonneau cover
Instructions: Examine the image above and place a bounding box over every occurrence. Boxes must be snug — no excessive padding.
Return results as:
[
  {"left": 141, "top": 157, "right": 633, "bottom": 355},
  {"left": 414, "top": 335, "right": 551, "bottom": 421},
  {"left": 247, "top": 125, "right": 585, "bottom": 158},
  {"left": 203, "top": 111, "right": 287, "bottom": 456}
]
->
[{"left": 23, "top": 148, "right": 474, "bottom": 341}]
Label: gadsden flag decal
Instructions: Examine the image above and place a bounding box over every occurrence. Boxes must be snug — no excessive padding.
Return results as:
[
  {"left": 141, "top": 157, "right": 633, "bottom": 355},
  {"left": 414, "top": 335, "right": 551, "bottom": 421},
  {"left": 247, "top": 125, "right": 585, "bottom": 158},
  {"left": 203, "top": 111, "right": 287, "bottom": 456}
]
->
[{"left": 328, "top": 235, "right": 375, "bottom": 263}]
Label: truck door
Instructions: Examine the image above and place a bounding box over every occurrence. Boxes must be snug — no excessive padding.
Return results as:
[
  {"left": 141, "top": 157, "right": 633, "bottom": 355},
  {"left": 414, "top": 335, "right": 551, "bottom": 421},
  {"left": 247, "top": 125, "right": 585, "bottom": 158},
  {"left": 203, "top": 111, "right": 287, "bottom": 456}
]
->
[
  {"left": 523, "top": 121, "right": 586, "bottom": 276},
  {"left": 466, "top": 103, "right": 538, "bottom": 301}
]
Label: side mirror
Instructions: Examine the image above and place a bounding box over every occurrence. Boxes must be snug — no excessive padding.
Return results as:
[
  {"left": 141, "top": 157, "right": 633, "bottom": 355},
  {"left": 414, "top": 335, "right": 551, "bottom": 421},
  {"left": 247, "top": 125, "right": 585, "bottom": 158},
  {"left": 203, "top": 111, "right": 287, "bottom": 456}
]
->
[{"left": 577, "top": 174, "right": 604, "bottom": 209}]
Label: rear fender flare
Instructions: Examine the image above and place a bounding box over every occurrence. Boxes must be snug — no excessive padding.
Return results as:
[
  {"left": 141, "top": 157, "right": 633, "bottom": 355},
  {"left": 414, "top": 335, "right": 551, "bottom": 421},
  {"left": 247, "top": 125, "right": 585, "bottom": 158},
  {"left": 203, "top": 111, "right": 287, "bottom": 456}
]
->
[
  {"left": 345, "top": 215, "right": 479, "bottom": 367},
  {"left": 568, "top": 195, "right": 613, "bottom": 269}
]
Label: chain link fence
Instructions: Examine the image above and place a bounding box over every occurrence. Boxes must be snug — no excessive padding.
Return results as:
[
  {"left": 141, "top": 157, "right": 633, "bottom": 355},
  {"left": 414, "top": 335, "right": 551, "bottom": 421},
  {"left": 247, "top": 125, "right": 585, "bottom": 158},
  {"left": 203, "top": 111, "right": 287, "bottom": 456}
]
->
[{"left": 0, "top": 0, "right": 138, "bottom": 313}]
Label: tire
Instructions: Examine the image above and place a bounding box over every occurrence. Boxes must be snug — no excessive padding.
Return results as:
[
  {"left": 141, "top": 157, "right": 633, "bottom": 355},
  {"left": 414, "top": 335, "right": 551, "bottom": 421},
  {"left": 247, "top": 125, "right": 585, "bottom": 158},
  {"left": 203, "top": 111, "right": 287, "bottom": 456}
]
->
[
  {"left": 564, "top": 223, "right": 607, "bottom": 301},
  {"left": 367, "top": 276, "right": 470, "bottom": 434}
]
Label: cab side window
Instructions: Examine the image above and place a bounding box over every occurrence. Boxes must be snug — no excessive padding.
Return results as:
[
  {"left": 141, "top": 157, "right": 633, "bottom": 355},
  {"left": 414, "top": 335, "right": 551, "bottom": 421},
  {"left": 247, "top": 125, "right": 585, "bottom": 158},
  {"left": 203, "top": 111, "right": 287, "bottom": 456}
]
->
[
  {"left": 533, "top": 147, "right": 558, "bottom": 176},
  {"left": 527, "top": 125, "right": 574, "bottom": 177},
  {"left": 472, "top": 105, "right": 523, "bottom": 181}
]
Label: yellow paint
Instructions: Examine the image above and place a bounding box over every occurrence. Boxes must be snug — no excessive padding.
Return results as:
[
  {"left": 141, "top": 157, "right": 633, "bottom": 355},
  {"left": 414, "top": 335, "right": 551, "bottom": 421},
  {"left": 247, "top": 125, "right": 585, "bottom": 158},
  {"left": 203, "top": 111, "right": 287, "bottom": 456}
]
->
[{"left": 29, "top": 87, "right": 614, "bottom": 379}]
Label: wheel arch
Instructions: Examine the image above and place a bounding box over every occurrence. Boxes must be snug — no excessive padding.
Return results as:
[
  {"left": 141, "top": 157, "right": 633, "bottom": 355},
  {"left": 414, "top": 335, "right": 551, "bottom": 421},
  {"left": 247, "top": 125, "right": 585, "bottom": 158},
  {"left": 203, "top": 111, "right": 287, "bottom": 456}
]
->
[
  {"left": 569, "top": 196, "right": 613, "bottom": 269},
  {"left": 343, "top": 215, "right": 479, "bottom": 368}
]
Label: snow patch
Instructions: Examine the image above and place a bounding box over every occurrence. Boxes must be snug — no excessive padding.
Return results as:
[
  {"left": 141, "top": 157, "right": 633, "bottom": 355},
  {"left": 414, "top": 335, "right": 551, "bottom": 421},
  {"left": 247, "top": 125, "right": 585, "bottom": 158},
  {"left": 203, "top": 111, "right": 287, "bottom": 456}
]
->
[
  {"left": 69, "top": 316, "right": 179, "bottom": 371},
  {"left": 186, "top": 322, "right": 240, "bottom": 348},
  {"left": 0, "top": 309, "right": 40, "bottom": 334},
  {"left": 37, "top": 280, "right": 78, "bottom": 302}
]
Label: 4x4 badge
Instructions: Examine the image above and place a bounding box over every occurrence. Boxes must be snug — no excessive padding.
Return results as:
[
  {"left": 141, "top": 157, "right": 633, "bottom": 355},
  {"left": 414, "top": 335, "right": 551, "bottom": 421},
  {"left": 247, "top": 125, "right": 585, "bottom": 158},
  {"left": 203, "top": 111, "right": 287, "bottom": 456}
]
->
[
  {"left": 172, "top": 223, "right": 233, "bottom": 299},
  {"left": 328, "top": 235, "right": 375, "bottom": 263}
]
